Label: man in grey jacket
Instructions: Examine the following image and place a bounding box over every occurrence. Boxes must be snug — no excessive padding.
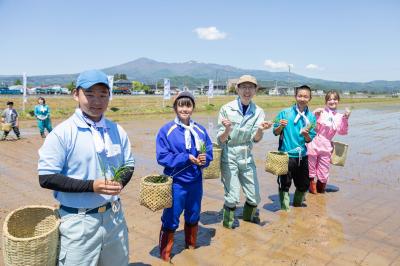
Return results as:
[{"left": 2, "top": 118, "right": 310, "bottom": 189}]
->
[{"left": 1, "top": 101, "right": 20, "bottom": 140}]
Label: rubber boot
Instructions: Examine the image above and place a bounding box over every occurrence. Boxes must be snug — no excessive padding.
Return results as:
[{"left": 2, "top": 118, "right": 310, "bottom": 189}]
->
[
  {"left": 317, "top": 180, "right": 326, "bottom": 193},
  {"left": 242, "top": 201, "right": 260, "bottom": 224},
  {"left": 293, "top": 190, "right": 306, "bottom": 207},
  {"left": 279, "top": 190, "right": 290, "bottom": 211},
  {"left": 184, "top": 222, "right": 198, "bottom": 249},
  {"left": 1, "top": 131, "right": 8, "bottom": 140},
  {"left": 222, "top": 205, "right": 235, "bottom": 229},
  {"left": 309, "top": 178, "right": 317, "bottom": 194},
  {"left": 159, "top": 228, "right": 174, "bottom": 262}
]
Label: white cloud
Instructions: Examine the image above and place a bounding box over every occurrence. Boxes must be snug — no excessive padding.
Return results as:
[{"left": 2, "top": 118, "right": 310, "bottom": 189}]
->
[
  {"left": 306, "top": 64, "right": 324, "bottom": 70},
  {"left": 264, "top": 59, "right": 294, "bottom": 70},
  {"left": 194, "top": 27, "right": 227, "bottom": 40}
]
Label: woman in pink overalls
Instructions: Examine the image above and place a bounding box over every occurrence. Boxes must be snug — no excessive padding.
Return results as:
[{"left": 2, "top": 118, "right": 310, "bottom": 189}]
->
[{"left": 307, "top": 91, "right": 351, "bottom": 193}]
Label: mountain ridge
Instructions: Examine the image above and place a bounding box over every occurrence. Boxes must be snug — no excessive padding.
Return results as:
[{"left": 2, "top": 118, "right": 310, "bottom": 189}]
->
[{"left": 1, "top": 58, "right": 399, "bottom": 92}]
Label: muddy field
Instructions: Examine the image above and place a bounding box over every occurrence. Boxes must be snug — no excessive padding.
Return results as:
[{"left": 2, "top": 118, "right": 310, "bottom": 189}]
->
[{"left": 0, "top": 102, "right": 399, "bottom": 265}]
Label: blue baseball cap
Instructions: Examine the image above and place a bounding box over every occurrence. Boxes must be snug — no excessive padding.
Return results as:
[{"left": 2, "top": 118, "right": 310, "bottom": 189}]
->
[{"left": 76, "top": 70, "right": 110, "bottom": 90}]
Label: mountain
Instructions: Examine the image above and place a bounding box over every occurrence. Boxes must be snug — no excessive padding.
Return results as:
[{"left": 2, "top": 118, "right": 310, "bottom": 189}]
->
[{"left": 1, "top": 58, "right": 399, "bottom": 92}]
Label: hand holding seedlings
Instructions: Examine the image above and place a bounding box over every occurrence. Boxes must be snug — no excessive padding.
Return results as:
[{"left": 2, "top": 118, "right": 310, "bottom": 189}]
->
[
  {"left": 198, "top": 154, "right": 206, "bottom": 165},
  {"left": 279, "top": 119, "right": 288, "bottom": 128},
  {"left": 258, "top": 121, "right": 273, "bottom": 131},
  {"left": 189, "top": 154, "right": 202, "bottom": 166},
  {"left": 314, "top": 108, "right": 324, "bottom": 116},
  {"left": 221, "top": 118, "right": 232, "bottom": 132},
  {"left": 197, "top": 141, "right": 207, "bottom": 165},
  {"left": 301, "top": 123, "right": 315, "bottom": 137},
  {"left": 93, "top": 179, "right": 122, "bottom": 195},
  {"left": 344, "top": 107, "right": 351, "bottom": 118}
]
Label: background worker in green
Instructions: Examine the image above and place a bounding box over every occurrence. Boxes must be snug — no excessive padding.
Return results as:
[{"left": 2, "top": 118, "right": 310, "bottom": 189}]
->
[
  {"left": 34, "top": 97, "right": 53, "bottom": 138},
  {"left": 217, "top": 75, "right": 272, "bottom": 229},
  {"left": 273, "top": 85, "right": 316, "bottom": 211}
]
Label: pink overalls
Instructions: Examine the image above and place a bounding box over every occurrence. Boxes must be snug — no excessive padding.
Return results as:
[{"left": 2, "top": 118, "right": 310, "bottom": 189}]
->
[{"left": 307, "top": 108, "right": 349, "bottom": 183}]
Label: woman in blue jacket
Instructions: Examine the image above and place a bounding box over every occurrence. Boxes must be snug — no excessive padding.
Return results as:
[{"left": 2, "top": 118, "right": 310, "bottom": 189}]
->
[
  {"left": 34, "top": 97, "right": 52, "bottom": 138},
  {"left": 156, "top": 91, "right": 213, "bottom": 262}
]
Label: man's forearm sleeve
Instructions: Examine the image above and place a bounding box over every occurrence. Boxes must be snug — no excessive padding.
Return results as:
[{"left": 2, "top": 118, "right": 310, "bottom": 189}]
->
[{"left": 39, "top": 174, "right": 94, "bottom": 192}]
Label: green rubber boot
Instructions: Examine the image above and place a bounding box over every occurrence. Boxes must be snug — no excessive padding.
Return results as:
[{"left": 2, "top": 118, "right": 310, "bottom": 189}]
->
[
  {"left": 242, "top": 202, "right": 260, "bottom": 224},
  {"left": 222, "top": 205, "right": 235, "bottom": 229},
  {"left": 293, "top": 190, "right": 306, "bottom": 207},
  {"left": 279, "top": 190, "right": 290, "bottom": 211}
]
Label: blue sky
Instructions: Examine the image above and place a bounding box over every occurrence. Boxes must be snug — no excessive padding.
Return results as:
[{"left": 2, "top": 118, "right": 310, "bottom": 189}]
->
[{"left": 0, "top": 0, "right": 399, "bottom": 82}]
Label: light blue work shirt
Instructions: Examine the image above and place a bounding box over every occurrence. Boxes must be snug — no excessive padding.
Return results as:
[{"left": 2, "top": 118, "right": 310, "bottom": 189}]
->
[
  {"left": 38, "top": 109, "right": 135, "bottom": 208},
  {"left": 273, "top": 105, "right": 316, "bottom": 158}
]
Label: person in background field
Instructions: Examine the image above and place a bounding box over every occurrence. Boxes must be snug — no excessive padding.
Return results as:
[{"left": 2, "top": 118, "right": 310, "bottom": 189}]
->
[
  {"left": 38, "top": 69, "right": 134, "bottom": 266},
  {"left": 1, "top": 101, "right": 21, "bottom": 140},
  {"left": 217, "top": 75, "right": 272, "bottom": 229},
  {"left": 34, "top": 97, "right": 53, "bottom": 138},
  {"left": 272, "top": 85, "right": 316, "bottom": 211},
  {"left": 307, "top": 91, "right": 350, "bottom": 193},
  {"left": 156, "top": 91, "right": 213, "bottom": 262}
]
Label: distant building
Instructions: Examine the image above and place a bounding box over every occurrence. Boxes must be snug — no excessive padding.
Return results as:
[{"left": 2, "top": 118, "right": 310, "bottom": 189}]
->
[
  {"left": 114, "top": 79, "right": 132, "bottom": 90},
  {"left": 227, "top": 78, "right": 239, "bottom": 90},
  {"left": 113, "top": 79, "right": 132, "bottom": 94},
  {"left": 203, "top": 84, "right": 226, "bottom": 95},
  {"left": 0, "top": 87, "right": 21, "bottom": 95},
  {"left": 268, "top": 86, "right": 291, "bottom": 96},
  {"left": 8, "top": 85, "right": 23, "bottom": 93},
  {"left": 35, "top": 85, "right": 68, "bottom": 94},
  {"left": 287, "top": 87, "right": 295, "bottom": 96}
]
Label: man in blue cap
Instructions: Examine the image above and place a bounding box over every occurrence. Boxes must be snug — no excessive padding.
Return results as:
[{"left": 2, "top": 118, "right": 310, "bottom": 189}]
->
[{"left": 38, "top": 69, "right": 135, "bottom": 265}]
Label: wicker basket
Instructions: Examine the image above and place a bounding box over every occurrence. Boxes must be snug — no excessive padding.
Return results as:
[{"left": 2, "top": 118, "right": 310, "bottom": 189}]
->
[
  {"left": 139, "top": 175, "right": 173, "bottom": 212},
  {"left": 265, "top": 151, "right": 289, "bottom": 176},
  {"left": 1, "top": 123, "right": 12, "bottom": 132},
  {"left": 331, "top": 141, "right": 348, "bottom": 166},
  {"left": 203, "top": 143, "right": 222, "bottom": 179},
  {"left": 2, "top": 205, "right": 60, "bottom": 266}
]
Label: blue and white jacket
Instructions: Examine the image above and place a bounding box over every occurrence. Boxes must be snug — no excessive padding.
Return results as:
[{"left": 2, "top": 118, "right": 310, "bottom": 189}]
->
[{"left": 156, "top": 119, "right": 213, "bottom": 184}]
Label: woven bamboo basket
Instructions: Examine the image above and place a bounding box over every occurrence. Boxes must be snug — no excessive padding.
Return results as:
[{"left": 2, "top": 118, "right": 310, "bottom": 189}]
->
[
  {"left": 331, "top": 141, "right": 348, "bottom": 166},
  {"left": 139, "top": 175, "right": 173, "bottom": 212},
  {"left": 2, "top": 205, "right": 60, "bottom": 266},
  {"left": 1, "top": 123, "right": 12, "bottom": 132},
  {"left": 265, "top": 151, "right": 289, "bottom": 176},
  {"left": 203, "top": 143, "right": 222, "bottom": 179}
]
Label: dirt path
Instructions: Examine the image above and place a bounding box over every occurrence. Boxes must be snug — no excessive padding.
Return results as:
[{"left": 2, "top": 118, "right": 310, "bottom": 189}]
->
[{"left": 1, "top": 104, "right": 399, "bottom": 265}]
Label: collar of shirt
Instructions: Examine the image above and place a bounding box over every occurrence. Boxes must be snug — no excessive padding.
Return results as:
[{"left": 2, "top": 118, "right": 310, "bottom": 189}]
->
[
  {"left": 72, "top": 108, "right": 109, "bottom": 129},
  {"left": 236, "top": 97, "right": 255, "bottom": 116},
  {"left": 292, "top": 104, "right": 309, "bottom": 115},
  {"left": 325, "top": 107, "right": 337, "bottom": 115}
]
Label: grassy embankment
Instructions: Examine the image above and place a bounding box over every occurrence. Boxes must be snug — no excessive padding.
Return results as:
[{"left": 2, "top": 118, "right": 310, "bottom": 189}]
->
[{"left": 0, "top": 95, "right": 399, "bottom": 122}]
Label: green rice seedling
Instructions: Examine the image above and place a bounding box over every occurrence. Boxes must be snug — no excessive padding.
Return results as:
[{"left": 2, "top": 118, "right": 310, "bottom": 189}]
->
[
  {"left": 307, "top": 122, "right": 316, "bottom": 130},
  {"left": 97, "top": 154, "right": 131, "bottom": 183},
  {"left": 199, "top": 141, "right": 207, "bottom": 154},
  {"left": 97, "top": 154, "right": 107, "bottom": 181},
  {"left": 111, "top": 163, "right": 131, "bottom": 183},
  {"left": 221, "top": 109, "right": 228, "bottom": 119},
  {"left": 152, "top": 175, "right": 169, "bottom": 183}
]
